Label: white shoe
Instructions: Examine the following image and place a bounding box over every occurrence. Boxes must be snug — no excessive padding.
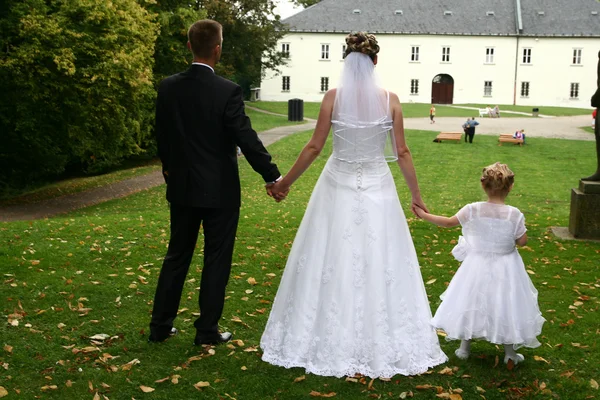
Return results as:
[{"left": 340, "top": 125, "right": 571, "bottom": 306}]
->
[
  {"left": 504, "top": 353, "right": 525, "bottom": 365},
  {"left": 455, "top": 348, "right": 470, "bottom": 359}
]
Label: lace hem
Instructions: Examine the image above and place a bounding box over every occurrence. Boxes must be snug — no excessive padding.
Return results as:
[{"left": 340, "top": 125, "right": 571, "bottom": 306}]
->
[{"left": 261, "top": 351, "right": 448, "bottom": 379}]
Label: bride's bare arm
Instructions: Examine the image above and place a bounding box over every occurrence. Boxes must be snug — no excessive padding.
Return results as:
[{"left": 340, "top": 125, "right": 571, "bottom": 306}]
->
[
  {"left": 390, "top": 92, "right": 428, "bottom": 215},
  {"left": 272, "top": 89, "right": 335, "bottom": 194}
]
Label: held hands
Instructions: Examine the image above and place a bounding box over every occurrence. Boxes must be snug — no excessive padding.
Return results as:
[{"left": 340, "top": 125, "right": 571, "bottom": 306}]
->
[
  {"left": 266, "top": 180, "right": 290, "bottom": 202},
  {"left": 411, "top": 196, "right": 429, "bottom": 218}
]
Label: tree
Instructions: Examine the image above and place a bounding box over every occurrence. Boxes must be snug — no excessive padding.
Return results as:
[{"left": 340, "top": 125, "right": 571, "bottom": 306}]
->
[
  {"left": 0, "top": 0, "right": 158, "bottom": 189},
  {"left": 291, "top": 0, "right": 320, "bottom": 7},
  {"left": 151, "top": 0, "right": 287, "bottom": 96}
]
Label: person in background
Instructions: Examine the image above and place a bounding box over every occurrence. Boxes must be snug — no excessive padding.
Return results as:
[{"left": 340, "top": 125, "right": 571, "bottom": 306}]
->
[
  {"left": 513, "top": 129, "right": 526, "bottom": 143},
  {"left": 493, "top": 105, "right": 500, "bottom": 118},
  {"left": 430, "top": 104, "right": 436, "bottom": 124},
  {"left": 593, "top": 108, "right": 597, "bottom": 130}
]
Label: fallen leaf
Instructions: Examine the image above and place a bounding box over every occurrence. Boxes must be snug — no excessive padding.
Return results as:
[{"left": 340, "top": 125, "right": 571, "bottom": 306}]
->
[
  {"left": 140, "top": 385, "right": 155, "bottom": 393},
  {"left": 121, "top": 358, "right": 140, "bottom": 371},
  {"left": 89, "top": 334, "right": 110, "bottom": 341},
  {"left": 171, "top": 375, "right": 180, "bottom": 384},
  {"left": 309, "top": 391, "right": 336, "bottom": 397},
  {"left": 476, "top": 386, "right": 485, "bottom": 393},
  {"left": 41, "top": 385, "right": 58, "bottom": 391},
  {"left": 194, "top": 381, "right": 210, "bottom": 390},
  {"left": 294, "top": 375, "right": 306, "bottom": 383},
  {"left": 155, "top": 377, "right": 170, "bottom": 383},
  {"left": 0, "top": 386, "right": 7, "bottom": 398},
  {"left": 534, "top": 355, "right": 550, "bottom": 364},
  {"left": 93, "top": 393, "right": 101, "bottom": 400},
  {"left": 438, "top": 366, "right": 454, "bottom": 375},
  {"left": 426, "top": 279, "right": 437, "bottom": 285},
  {"left": 3, "top": 345, "right": 12, "bottom": 354},
  {"left": 591, "top": 379, "right": 599, "bottom": 390},
  {"left": 247, "top": 277, "right": 257, "bottom": 285}
]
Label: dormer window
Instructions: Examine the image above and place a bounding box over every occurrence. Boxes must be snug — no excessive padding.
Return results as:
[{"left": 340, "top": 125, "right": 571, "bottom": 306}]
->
[
  {"left": 395, "top": 10, "right": 403, "bottom": 15},
  {"left": 444, "top": 10, "right": 453, "bottom": 16},
  {"left": 486, "top": 11, "right": 495, "bottom": 16},
  {"left": 352, "top": 9, "right": 361, "bottom": 14},
  {"left": 537, "top": 11, "right": 545, "bottom": 16}
]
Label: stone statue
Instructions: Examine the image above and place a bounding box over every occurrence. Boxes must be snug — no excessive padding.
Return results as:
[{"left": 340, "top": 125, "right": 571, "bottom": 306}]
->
[{"left": 583, "top": 50, "right": 600, "bottom": 181}]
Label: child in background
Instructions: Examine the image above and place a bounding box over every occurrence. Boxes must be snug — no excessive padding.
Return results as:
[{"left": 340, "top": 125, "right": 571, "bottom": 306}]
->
[
  {"left": 415, "top": 163, "right": 544, "bottom": 365},
  {"left": 430, "top": 104, "right": 436, "bottom": 124}
]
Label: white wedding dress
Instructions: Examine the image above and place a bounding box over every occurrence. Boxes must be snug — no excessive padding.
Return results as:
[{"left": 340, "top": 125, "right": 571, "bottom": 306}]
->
[{"left": 260, "top": 53, "right": 447, "bottom": 378}]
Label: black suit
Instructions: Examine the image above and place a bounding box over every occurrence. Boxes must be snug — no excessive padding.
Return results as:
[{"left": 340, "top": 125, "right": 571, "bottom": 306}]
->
[{"left": 150, "top": 64, "right": 280, "bottom": 339}]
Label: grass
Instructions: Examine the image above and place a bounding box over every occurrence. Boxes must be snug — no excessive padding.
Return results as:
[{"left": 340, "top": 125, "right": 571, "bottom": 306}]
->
[
  {"left": 0, "top": 158, "right": 162, "bottom": 206},
  {"left": 1, "top": 130, "right": 599, "bottom": 399},
  {"left": 250, "top": 101, "right": 531, "bottom": 119},
  {"left": 579, "top": 126, "right": 595, "bottom": 134},
  {"left": 0, "top": 111, "right": 299, "bottom": 206},
  {"left": 461, "top": 104, "right": 593, "bottom": 117}
]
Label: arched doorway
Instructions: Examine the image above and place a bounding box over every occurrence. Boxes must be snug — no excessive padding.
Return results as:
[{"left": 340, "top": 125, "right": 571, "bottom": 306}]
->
[{"left": 431, "top": 74, "right": 454, "bottom": 104}]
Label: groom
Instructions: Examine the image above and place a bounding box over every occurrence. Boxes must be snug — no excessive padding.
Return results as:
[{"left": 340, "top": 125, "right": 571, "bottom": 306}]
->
[{"left": 149, "top": 19, "right": 283, "bottom": 345}]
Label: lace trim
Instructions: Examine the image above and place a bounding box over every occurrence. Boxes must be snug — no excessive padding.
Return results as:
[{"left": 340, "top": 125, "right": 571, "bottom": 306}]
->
[{"left": 261, "top": 352, "right": 448, "bottom": 379}]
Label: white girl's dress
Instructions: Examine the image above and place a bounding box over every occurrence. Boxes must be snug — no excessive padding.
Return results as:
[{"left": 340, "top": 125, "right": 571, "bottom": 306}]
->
[
  {"left": 431, "top": 202, "right": 545, "bottom": 348},
  {"left": 260, "top": 99, "right": 447, "bottom": 378}
]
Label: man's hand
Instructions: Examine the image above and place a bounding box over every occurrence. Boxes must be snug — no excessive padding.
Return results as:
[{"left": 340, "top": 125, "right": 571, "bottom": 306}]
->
[{"left": 266, "top": 181, "right": 290, "bottom": 202}]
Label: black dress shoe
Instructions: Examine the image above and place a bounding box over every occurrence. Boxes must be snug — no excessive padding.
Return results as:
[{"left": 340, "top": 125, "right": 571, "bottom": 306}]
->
[
  {"left": 194, "top": 331, "right": 232, "bottom": 346},
  {"left": 148, "top": 327, "right": 178, "bottom": 343}
]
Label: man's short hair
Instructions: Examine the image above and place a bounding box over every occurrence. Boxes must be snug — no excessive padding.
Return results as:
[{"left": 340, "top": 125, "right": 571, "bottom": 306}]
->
[{"left": 188, "top": 20, "right": 222, "bottom": 59}]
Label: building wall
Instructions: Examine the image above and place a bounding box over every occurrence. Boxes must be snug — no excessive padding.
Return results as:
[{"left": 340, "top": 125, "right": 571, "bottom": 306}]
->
[{"left": 260, "top": 32, "right": 599, "bottom": 109}]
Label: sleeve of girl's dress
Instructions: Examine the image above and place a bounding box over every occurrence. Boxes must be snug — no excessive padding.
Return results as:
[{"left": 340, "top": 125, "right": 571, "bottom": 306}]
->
[
  {"left": 514, "top": 211, "right": 527, "bottom": 239},
  {"left": 455, "top": 203, "right": 472, "bottom": 226}
]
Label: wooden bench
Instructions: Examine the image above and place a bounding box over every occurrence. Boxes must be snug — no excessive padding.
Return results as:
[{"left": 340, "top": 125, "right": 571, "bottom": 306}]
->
[
  {"left": 434, "top": 132, "right": 463, "bottom": 143},
  {"left": 498, "top": 134, "right": 524, "bottom": 146}
]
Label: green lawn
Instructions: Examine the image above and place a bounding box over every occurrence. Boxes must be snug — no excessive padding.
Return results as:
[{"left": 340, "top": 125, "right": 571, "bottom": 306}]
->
[
  {"left": 579, "top": 126, "right": 595, "bottom": 134},
  {"left": 1, "top": 131, "right": 599, "bottom": 399},
  {"left": 245, "top": 108, "right": 304, "bottom": 133},
  {"left": 249, "top": 101, "right": 530, "bottom": 119},
  {"left": 460, "top": 104, "right": 593, "bottom": 117}
]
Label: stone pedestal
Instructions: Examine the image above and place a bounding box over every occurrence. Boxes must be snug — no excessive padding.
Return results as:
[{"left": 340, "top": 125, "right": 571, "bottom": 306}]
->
[{"left": 569, "top": 180, "right": 600, "bottom": 239}]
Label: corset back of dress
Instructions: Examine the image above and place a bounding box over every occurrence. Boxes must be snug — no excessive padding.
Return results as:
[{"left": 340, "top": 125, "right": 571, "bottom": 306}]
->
[{"left": 331, "top": 114, "right": 395, "bottom": 163}]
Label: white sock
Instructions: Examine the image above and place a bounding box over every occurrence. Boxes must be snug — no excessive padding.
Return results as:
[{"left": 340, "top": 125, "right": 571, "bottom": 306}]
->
[
  {"left": 503, "top": 344, "right": 524, "bottom": 364},
  {"left": 455, "top": 340, "right": 471, "bottom": 359}
]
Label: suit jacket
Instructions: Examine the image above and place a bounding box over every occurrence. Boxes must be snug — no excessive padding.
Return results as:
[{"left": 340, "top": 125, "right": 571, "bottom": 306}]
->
[{"left": 155, "top": 64, "right": 281, "bottom": 208}]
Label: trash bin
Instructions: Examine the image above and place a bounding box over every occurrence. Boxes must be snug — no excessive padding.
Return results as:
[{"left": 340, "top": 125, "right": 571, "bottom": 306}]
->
[
  {"left": 288, "top": 98, "right": 304, "bottom": 121},
  {"left": 532, "top": 107, "right": 539, "bottom": 117}
]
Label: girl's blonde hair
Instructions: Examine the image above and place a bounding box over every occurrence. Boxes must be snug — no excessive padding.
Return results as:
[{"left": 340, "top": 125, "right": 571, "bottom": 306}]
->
[{"left": 481, "top": 162, "right": 515, "bottom": 197}]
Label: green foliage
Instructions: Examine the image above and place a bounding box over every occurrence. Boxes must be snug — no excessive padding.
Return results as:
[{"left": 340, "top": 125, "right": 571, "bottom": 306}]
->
[
  {"left": 152, "top": 7, "right": 207, "bottom": 83},
  {"left": 0, "top": 0, "right": 158, "bottom": 189}
]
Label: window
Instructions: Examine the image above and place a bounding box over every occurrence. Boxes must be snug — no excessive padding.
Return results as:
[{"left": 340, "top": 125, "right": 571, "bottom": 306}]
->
[
  {"left": 321, "top": 44, "right": 330, "bottom": 60},
  {"left": 484, "top": 81, "right": 493, "bottom": 96},
  {"left": 485, "top": 47, "right": 495, "bottom": 63},
  {"left": 442, "top": 47, "right": 450, "bottom": 62},
  {"left": 573, "top": 48, "right": 582, "bottom": 65},
  {"left": 570, "top": 82, "right": 579, "bottom": 99},
  {"left": 282, "top": 76, "right": 290, "bottom": 91},
  {"left": 411, "top": 46, "right": 420, "bottom": 62},
  {"left": 320, "top": 77, "right": 329, "bottom": 92},
  {"left": 281, "top": 43, "right": 290, "bottom": 58},
  {"left": 410, "top": 79, "right": 419, "bottom": 94},
  {"left": 342, "top": 45, "right": 347, "bottom": 59},
  {"left": 520, "top": 82, "right": 530, "bottom": 97},
  {"left": 522, "top": 48, "right": 532, "bottom": 64}
]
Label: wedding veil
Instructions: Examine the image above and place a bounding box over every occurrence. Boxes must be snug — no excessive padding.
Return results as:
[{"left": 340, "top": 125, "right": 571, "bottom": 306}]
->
[{"left": 331, "top": 52, "right": 398, "bottom": 162}]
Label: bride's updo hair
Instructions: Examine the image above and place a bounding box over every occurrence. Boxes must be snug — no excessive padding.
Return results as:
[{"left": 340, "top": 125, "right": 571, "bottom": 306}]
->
[
  {"left": 344, "top": 32, "right": 380, "bottom": 61},
  {"left": 481, "top": 162, "right": 515, "bottom": 197}
]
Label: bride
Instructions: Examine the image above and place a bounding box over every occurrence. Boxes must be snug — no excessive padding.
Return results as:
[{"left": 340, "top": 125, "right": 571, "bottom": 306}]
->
[{"left": 260, "top": 32, "right": 447, "bottom": 378}]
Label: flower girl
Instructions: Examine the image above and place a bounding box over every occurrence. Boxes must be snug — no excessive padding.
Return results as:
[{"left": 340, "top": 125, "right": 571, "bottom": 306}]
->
[{"left": 415, "top": 163, "right": 545, "bottom": 365}]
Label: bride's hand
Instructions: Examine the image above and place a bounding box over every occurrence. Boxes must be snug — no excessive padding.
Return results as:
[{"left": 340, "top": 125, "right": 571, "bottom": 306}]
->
[{"left": 411, "top": 196, "right": 428, "bottom": 216}]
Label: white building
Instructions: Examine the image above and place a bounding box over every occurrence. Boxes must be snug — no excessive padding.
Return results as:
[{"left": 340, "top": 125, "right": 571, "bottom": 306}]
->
[{"left": 260, "top": 0, "right": 600, "bottom": 108}]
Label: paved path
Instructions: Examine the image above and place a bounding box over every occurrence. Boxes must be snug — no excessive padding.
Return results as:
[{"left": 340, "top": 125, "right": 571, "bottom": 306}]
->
[
  {"left": 0, "top": 121, "right": 316, "bottom": 222},
  {"left": 405, "top": 115, "right": 594, "bottom": 141}
]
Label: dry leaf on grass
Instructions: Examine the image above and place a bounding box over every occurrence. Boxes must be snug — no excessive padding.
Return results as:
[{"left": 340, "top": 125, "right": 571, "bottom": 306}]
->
[
  {"left": 294, "top": 375, "right": 306, "bottom": 383},
  {"left": 155, "top": 377, "right": 170, "bottom": 383},
  {"left": 438, "top": 366, "right": 454, "bottom": 375},
  {"left": 247, "top": 277, "right": 257, "bottom": 285},
  {"left": 194, "top": 381, "right": 210, "bottom": 390},
  {"left": 534, "top": 355, "right": 550, "bottom": 364},
  {"left": 140, "top": 385, "right": 155, "bottom": 393},
  {"left": 0, "top": 386, "right": 8, "bottom": 398},
  {"left": 591, "top": 379, "right": 599, "bottom": 390},
  {"left": 309, "top": 391, "right": 337, "bottom": 397},
  {"left": 3, "top": 345, "right": 12, "bottom": 354}
]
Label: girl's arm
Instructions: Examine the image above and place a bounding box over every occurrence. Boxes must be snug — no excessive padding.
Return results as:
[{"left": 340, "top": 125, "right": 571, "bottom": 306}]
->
[
  {"left": 516, "top": 233, "right": 528, "bottom": 246},
  {"left": 415, "top": 207, "right": 460, "bottom": 227}
]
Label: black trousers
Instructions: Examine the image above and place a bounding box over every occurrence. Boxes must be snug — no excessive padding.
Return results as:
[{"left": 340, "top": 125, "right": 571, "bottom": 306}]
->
[
  {"left": 466, "top": 128, "right": 475, "bottom": 143},
  {"left": 150, "top": 204, "right": 240, "bottom": 338}
]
